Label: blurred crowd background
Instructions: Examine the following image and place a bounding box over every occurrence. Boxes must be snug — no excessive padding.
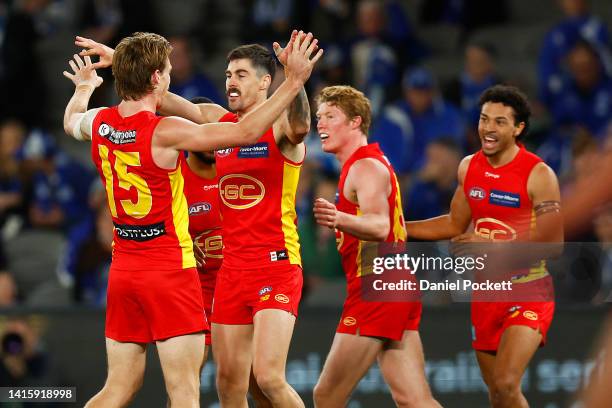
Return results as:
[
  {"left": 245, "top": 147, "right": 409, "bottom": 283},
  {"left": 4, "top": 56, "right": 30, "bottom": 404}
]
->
[{"left": 0, "top": 0, "right": 609, "bottom": 314}]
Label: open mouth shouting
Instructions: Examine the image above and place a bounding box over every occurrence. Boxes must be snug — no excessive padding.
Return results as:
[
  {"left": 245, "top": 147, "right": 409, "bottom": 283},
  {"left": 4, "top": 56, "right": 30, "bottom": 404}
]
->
[
  {"left": 227, "top": 87, "right": 241, "bottom": 100},
  {"left": 482, "top": 133, "right": 498, "bottom": 150}
]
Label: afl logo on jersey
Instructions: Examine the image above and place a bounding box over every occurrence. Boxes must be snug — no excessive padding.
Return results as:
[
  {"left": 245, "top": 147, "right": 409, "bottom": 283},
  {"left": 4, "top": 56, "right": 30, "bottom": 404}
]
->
[
  {"left": 219, "top": 174, "right": 265, "bottom": 209},
  {"left": 189, "top": 202, "right": 212, "bottom": 215},
  {"left": 216, "top": 148, "right": 233, "bottom": 157},
  {"left": 469, "top": 187, "right": 486, "bottom": 200},
  {"left": 474, "top": 218, "right": 517, "bottom": 241}
]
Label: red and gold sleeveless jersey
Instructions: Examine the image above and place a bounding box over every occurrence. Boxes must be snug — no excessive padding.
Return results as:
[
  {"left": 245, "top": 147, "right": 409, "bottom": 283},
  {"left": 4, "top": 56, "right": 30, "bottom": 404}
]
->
[
  {"left": 335, "top": 143, "right": 407, "bottom": 289},
  {"left": 91, "top": 106, "right": 195, "bottom": 270},
  {"left": 182, "top": 160, "right": 223, "bottom": 282},
  {"left": 464, "top": 144, "right": 548, "bottom": 283},
  {"left": 215, "top": 112, "right": 301, "bottom": 268}
]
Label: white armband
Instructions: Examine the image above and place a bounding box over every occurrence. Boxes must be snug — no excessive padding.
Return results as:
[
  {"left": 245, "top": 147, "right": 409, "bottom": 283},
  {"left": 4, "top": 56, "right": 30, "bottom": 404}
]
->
[
  {"left": 72, "top": 108, "right": 104, "bottom": 141},
  {"left": 72, "top": 116, "right": 86, "bottom": 141}
]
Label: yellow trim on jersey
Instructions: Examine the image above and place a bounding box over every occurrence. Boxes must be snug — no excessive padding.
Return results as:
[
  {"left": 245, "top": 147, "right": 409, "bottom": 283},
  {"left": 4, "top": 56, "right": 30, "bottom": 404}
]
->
[
  {"left": 355, "top": 208, "right": 363, "bottom": 277},
  {"left": 391, "top": 177, "right": 407, "bottom": 242},
  {"left": 281, "top": 162, "right": 302, "bottom": 265},
  {"left": 169, "top": 162, "right": 196, "bottom": 269},
  {"left": 514, "top": 208, "right": 548, "bottom": 283}
]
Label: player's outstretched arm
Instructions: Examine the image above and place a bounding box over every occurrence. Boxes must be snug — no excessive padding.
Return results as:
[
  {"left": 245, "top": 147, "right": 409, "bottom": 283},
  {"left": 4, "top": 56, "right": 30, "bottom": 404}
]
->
[
  {"left": 159, "top": 92, "right": 228, "bottom": 124},
  {"left": 62, "top": 54, "right": 104, "bottom": 141},
  {"left": 77, "top": 35, "right": 227, "bottom": 124},
  {"left": 405, "top": 155, "right": 473, "bottom": 240},
  {"left": 155, "top": 31, "right": 323, "bottom": 152},
  {"left": 314, "top": 158, "right": 390, "bottom": 241},
  {"left": 274, "top": 30, "right": 312, "bottom": 144}
]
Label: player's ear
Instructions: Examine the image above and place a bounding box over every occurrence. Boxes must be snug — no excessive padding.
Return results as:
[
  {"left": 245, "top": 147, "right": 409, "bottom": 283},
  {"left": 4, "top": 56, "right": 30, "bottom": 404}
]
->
[
  {"left": 351, "top": 116, "right": 363, "bottom": 130},
  {"left": 260, "top": 74, "right": 272, "bottom": 91},
  {"left": 151, "top": 70, "right": 161, "bottom": 87},
  {"left": 514, "top": 121, "right": 525, "bottom": 137}
]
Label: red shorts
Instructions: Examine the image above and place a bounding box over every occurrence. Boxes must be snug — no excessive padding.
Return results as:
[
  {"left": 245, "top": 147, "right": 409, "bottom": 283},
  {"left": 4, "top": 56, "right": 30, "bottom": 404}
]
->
[
  {"left": 471, "top": 301, "right": 555, "bottom": 351},
  {"left": 199, "top": 270, "right": 217, "bottom": 346},
  {"left": 106, "top": 266, "right": 208, "bottom": 343},
  {"left": 211, "top": 263, "right": 303, "bottom": 325},
  {"left": 336, "top": 300, "right": 422, "bottom": 341}
]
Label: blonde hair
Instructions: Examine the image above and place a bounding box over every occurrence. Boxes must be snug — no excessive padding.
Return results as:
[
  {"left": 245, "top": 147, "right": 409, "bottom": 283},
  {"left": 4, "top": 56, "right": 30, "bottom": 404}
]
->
[
  {"left": 316, "top": 85, "right": 372, "bottom": 135},
  {"left": 112, "top": 32, "right": 172, "bottom": 101}
]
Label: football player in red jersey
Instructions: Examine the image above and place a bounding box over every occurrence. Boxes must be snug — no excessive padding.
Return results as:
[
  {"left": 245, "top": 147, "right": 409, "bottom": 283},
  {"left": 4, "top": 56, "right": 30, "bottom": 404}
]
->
[
  {"left": 75, "top": 30, "right": 320, "bottom": 407},
  {"left": 63, "top": 32, "right": 320, "bottom": 407},
  {"left": 405, "top": 85, "right": 563, "bottom": 408},
  {"left": 182, "top": 97, "right": 222, "bottom": 359},
  {"left": 312, "top": 86, "right": 441, "bottom": 407},
  {"left": 184, "top": 96, "right": 271, "bottom": 407}
]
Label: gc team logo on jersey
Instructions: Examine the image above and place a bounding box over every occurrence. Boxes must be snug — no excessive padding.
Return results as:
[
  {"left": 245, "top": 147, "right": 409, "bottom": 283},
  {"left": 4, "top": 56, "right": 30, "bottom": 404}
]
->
[
  {"left": 523, "top": 310, "right": 538, "bottom": 321},
  {"left": 219, "top": 174, "right": 265, "bottom": 209},
  {"left": 343, "top": 316, "right": 357, "bottom": 326},
  {"left": 474, "top": 218, "right": 517, "bottom": 241},
  {"left": 468, "top": 187, "right": 486, "bottom": 200},
  {"left": 188, "top": 202, "right": 212, "bottom": 215},
  {"left": 216, "top": 148, "right": 233, "bottom": 157},
  {"left": 194, "top": 230, "right": 223, "bottom": 259}
]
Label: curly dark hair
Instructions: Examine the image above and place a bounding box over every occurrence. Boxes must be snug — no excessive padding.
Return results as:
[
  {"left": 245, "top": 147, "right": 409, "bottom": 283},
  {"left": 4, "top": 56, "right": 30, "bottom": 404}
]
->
[{"left": 479, "top": 85, "right": 531, "bottom": 140}]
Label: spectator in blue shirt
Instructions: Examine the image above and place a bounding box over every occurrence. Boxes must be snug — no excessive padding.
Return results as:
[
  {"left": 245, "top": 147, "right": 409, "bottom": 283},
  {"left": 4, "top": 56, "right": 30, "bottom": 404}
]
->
[
  {"left": 372, "top": 67, "right": 466, "bottom": 175},
  {"left": 538, "top": 0, "right": 610, "bottom": 106},
  {"left": 444, "top": 42, "right": 501, "bottom": 126},
  {"left": 19, "top": 130, "right": 94, "bottom": 231},
  {"left": 403, "top": 137, "right": 461, "bottom": 221},
  {"left": 443, "top": 42, "right": 501, "bottom": 150},
  {"left": 168, "top": 36, "right": 223, "bottom": 104},
  {"left": 548, "top": 40, "right": 612, "bottom": 137},
  {"left": 349, "top": 0, "right": 400, "bottom": 117}
]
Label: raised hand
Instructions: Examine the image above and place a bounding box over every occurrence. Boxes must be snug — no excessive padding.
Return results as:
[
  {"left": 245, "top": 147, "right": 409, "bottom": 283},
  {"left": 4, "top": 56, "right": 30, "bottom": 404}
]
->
[
  {"left": 75, "top": 36, "right": 114, "bottom": 69},
  {"left": 272, "top": 29, "right": 299, "bottom": 67},
  {"left": 62, "top": 54, "right": 103, "bottom": 90},
  {"left": 285, "top": 31, "right": 324, "bottom": 85}
]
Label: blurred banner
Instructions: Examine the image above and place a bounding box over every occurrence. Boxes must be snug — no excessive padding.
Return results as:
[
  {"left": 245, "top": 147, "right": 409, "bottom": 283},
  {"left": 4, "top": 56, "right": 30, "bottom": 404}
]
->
[{"left": 0, "top": 305, "right": 607, "bottom": 407}]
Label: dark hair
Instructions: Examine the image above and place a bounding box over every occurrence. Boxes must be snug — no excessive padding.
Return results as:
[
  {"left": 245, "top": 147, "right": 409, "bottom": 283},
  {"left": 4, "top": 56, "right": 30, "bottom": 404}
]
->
[
  {"left": 189, "top": 96, "right": 213, "bottom": 104},
  {"left": 227, "top": 44, "right": 277, "bottom": 81},
  {"left": 479, "top": 85, "right": 531, "bottom": 139}
]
